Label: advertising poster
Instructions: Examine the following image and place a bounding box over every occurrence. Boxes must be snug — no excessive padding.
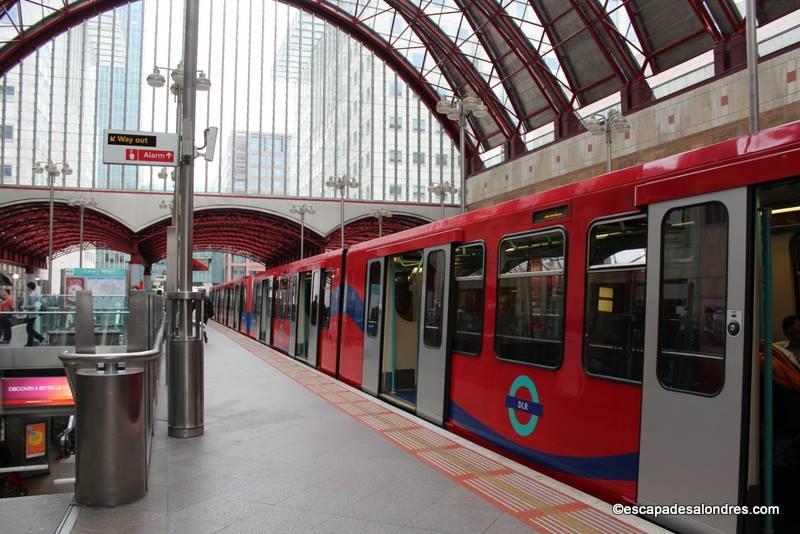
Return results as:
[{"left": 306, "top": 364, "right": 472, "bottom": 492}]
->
[
  {"left": 25, "top": 422, "right": 46, "bottom": 459},
  {"left": 1, "top": 377, "right": 74, "bottom": 407},
  {"left": 62, "top": 268, "right": 127, "bottom": 297}
]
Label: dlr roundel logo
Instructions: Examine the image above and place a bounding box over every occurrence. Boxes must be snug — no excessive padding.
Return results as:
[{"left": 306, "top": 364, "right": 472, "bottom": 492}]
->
[{"left": 505, "top": 375, "right": 544, "bottom": 437}]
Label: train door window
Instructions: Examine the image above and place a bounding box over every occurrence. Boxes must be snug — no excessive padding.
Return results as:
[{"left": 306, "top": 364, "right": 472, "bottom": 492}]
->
[
  {"left": 296, "top": 272, "right": 312, "bottom": 358},
  {"left": 310, "top": 271, "right": 320, "bottom": 328},
  {"left": 382, "top": 251, "right": 423, "bottom": 406},
  {"left": 658, "top": 202, "right": 728, "bottom": 395},
  {"left": 366, "top": 262, "right": 383, "bottom": 337},
  {"left": 584, "top": 216, "right": 647, "bottom": 382},
  {"left": 289, "top": 276, "right": 298, "bottom": 322},
  {"left": 320, "top": 270, "right": 332, "bottom": 329},
  {"left": 275, "top": 278, "right": 285, "bottom": 320},
  {"left": 495, "top": 229, "right": 566, "bottom": 367},
  {"left": 423, "top": 250, "right": 446, "bottom": 347},
  {"left": 452, "top": 243, "right": 484, "bottom": 355},
  {"left": 254, "top": 282, "right": 261, "bottom": 318}
]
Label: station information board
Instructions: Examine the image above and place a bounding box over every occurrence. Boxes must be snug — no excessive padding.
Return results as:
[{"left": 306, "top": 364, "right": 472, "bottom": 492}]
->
[{"left": 103, "top": 129, "right": 180, "bottom": 167}]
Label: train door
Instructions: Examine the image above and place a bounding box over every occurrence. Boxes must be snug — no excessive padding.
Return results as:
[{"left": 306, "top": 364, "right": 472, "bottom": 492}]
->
[
  {"left": 416, "top": 245, "right": 453, "bottom": 425},
  {"left": 295, "top": 272, "right": 313, "bottom": 360},
  {"left": 252, "top": 281, "right": 261, "bottom": 336},
  {"left": 260, "top": 278, "right": 272, "bottom": 344},
  {"left": 306, "top": 270, "right": 322, "bottom": 367},
  {"left": 233, "top": 284, "right": 242, "bottom": 331},
  {"left": 638, "top": 188, "right": 749, "bottom": 534},
  {"left": 362, "top": 258, "right": 386, "bottom": 395},
  {"left": 225, "top": 288, "right": 232, "bottom": 326},
  {"left": 381, "top": 252, "right": 423, "bottom": 408},
  {"left": 287, "top": 273, "right": 299, "bottom": 357}
]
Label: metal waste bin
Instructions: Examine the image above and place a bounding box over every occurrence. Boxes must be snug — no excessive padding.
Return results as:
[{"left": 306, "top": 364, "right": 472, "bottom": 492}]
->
[{"left": 75, "top": 367, "right": 146, "bottom": 506}]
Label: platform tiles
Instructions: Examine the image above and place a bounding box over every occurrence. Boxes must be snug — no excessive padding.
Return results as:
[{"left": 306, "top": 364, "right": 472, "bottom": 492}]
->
[{"left": 216, "top": 325, "right": 661, "bottom": 534}]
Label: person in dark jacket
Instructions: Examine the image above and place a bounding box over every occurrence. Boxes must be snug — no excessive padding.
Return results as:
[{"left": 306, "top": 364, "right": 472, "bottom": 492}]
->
[{"left": 201, "top": 289, "right": 214, "bottom": 343}]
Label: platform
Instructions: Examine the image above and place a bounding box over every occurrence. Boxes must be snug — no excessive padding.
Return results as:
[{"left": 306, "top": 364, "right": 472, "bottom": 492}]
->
[{"left": 0, "top": 322, "right": 661, "bottom": 533}]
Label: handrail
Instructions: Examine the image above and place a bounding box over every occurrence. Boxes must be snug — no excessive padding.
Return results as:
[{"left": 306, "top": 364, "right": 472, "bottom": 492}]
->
[{"left": 59, "top": 321, "right": 165, "bottom": 365}]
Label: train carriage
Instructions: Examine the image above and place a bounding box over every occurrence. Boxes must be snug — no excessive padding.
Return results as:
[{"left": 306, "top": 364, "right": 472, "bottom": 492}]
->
[{"left": 212, "top": 120, "right": 800, "bottom": 534}]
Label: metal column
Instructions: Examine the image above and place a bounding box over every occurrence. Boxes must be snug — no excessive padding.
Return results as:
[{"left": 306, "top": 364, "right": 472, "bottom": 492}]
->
[
  {"left": 746, "top": 0, "right": 760, "bottom": 133},
  {"left": 168, "top": 0, "right": 204, "bottom": 439}
]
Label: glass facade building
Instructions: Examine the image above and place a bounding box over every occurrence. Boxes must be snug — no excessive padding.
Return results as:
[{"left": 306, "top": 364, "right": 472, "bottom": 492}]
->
[{"left": 0, "top": 0, "right": 459, "bottom": 205}]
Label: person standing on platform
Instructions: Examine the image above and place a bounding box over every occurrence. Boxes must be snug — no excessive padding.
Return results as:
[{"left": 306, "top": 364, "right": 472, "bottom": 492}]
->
[
  {"left": 0, "top": 288, "right": 13, "bottom": 343},
  {"left": 23, "top": 282, "right": 44, "bottom": 347},
  {"left": 201, "top": 289, "right": 214, "bottom": 343}
]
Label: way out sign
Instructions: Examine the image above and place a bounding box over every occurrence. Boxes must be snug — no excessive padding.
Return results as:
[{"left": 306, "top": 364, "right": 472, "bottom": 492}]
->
[{"left": 103, "top": 130, "right": 180, "bottom": 167}]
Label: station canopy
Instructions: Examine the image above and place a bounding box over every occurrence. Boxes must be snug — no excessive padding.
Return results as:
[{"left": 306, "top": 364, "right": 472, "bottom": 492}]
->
[{"left": 0, "top": 0, "right": 798, "bottom": 161}]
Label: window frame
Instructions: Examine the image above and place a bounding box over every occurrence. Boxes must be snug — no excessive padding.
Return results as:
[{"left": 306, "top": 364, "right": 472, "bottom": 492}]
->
[
  {"left": 656, "top": 201, "right": 728, "bottom": 398},
  {"left": 582, "top": 213, "right": 647, "bottom": 384},
  {"left": 494, "top": 227, "right": 568, "bottom": 370},
  {"left": 452, "top": 241, "right": 485, "bottom": 357}
]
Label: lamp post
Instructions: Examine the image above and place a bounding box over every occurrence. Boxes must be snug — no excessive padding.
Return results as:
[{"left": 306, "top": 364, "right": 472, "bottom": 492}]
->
[
  {"left": 33, "top": 161, "right": 72, "bottom": 294},
  {"left": 67, "top": 198, "right": 97, "bottom": 268},
  {"left": 290, "top": 204, "right": 315, "bottom": 259},
  {"left": 435, "top": 92, "right": 487, "bottom": 214},
  {"left": 145, "top": 62, "right": 210, "bottom": 292},
  {"left": 583, "top": 109, "right": 630, "bottom": 173},
  {"left": 428, "top": 181, "right": 458, "bottom": 219},
  {"left": 325, "top": 175, "right": 359, "bottom": 249},
  {"left": 368, "top": 208, "right": 392, "bottom": 238}
]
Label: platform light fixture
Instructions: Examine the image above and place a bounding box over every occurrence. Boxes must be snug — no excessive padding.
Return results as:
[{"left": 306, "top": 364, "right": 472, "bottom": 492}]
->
[
  {"left": 67, "top": 197, "right": 97, "bottom": 268},
  {"left": 368, "top": 208, "right": 393, "bottom": 238},
  {"left": 428, "top": 181, "right": 458, "bottom": 219},
  {"left": 435, "top": 91, "right": 487, "bottom": 214},
  {"left": 290, "top": 204, "right": 315, "bottom": 259},
  {"left": 33, "top": 161, "right": 72, "bottom": 293},
  {"left": 326, "top": 175, "right": 359, "bottom": 250},
  {"left": 583, "top": 108, "right": 630, "bottom": 173},
  {"left": 146, "top": 61, "right": 211, "bottom": 293}
]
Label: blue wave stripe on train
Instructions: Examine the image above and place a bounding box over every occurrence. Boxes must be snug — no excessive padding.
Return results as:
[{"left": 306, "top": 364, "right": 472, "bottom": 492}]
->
[
  {"left": 335, "top": 285, "right": 363, "bottom": 330},
  {"left": 449, "top": 402, "right": 637, "bottom": 481}
]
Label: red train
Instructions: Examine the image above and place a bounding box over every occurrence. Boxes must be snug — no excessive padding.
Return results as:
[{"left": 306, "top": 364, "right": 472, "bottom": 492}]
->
[{"left": 212, "top": 120, "right": 800, "bottom": 534}]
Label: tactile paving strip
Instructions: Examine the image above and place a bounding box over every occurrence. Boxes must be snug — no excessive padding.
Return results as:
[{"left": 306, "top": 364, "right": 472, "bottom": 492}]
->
[{"left": 214, "top": 324, "right": 649, "bottom": 534}]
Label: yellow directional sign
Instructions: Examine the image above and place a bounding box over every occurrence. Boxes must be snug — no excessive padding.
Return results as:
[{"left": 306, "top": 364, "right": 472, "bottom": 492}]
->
[{"left": 107, "top": 133, "right": 157, "bottom": 147}]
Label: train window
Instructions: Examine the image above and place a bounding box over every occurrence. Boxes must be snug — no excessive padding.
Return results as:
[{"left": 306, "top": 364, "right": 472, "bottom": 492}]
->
[
  {"left": 289, "top": 276, "right": 298, "bottom": 322},
  {"left": 366, "top": 262, "right": 382, "bottom": 337},
  {"left": 495, "top": 229, "right": 566, "bottom": 367},
  {"left": 310, "top": 271, "right": 320, "bottom": 327},
  {"left": 423, "top": 250, "right": 446, "bottom": 348},
  {"left": 658, "top": 202, "right": 728, "bottom": 396},
  {"left": 453, "top": 243, "right": 484, "bottom": 355},
  {"left": 276, "top": 278, "right": 287, "bottom": 320},
  {"left": 320, "top": 270, "right": 332, "bottom": 329},
  {"left": 583, "top": 216, "right": 647, "bottom": 382}
]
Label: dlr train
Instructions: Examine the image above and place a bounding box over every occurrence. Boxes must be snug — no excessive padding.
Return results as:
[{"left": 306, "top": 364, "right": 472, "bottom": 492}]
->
[{"left": 211, "top": 120, "right": 800, "bottom": 534}]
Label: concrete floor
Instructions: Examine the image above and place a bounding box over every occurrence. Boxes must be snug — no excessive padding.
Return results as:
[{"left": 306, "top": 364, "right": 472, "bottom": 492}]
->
[{"left": 0, "top": 323, "right": 661, "bottom": 533}]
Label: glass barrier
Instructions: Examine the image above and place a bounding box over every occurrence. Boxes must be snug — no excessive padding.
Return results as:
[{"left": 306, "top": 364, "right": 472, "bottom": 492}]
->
[{"left": 0, "top": 295, "right": 128, "bottom": 348}]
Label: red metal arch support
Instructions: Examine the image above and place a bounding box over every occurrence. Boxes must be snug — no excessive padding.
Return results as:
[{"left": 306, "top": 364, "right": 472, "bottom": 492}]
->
[{"left": 0, "top": 1, "right": 135, "bottom": 75}]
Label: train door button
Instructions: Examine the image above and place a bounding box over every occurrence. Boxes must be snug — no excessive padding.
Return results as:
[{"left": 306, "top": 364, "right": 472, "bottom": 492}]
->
[{"left": 726, "top": 309, "right": 742, "bottom": 337}]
